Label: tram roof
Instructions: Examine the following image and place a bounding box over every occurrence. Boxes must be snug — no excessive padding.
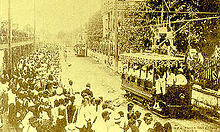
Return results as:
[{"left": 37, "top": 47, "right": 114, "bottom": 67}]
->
[{"left": 120, "top": 53, "right": 185, "bottom": 61}]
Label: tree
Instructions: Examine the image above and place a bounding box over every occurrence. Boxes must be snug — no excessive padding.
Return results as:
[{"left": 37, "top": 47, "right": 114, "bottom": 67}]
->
[
  {"left": 118, "top": 0, "right": 219, "bottom": 57},
  {"left": 86, "top": 10, "right": 103, "bottom": 53}
]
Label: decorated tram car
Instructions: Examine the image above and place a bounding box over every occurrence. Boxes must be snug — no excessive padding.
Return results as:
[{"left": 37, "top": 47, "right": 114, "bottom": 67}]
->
[
  {"left": 120, "top": 53, "right": 192, "bottom": 117},
  {"left": 74, "top": 44, "right": 86, "bottom": 57}
]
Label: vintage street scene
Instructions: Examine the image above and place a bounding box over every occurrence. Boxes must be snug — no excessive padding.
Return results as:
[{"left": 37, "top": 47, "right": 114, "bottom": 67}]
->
[{"left": 0, "top": 0, "right": 219, "bottom": 132}]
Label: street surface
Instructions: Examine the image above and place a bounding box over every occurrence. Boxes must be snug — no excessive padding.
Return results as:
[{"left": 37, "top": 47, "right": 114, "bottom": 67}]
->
[{"left": 59, "top": 50, "right": 219, "bottom": 131}]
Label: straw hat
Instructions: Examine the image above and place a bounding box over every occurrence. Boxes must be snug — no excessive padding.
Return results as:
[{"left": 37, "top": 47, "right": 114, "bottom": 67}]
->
[{"left": 56, "top": 87, "right": 63, "bottom": 95}]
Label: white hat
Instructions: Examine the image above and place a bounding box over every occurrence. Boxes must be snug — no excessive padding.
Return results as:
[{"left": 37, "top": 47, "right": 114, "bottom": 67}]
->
[
  {"left": 65, "top": 123, "right": 75, "bottom": 131},
  {"left": 178, "top": 68, "right": 183, "bottom": 72},
  {"left": 16, "top": 112, "right": 21, "bottom": 118},
  {"left": 56, "top": 87, "right": 63, "bottom": 95}
]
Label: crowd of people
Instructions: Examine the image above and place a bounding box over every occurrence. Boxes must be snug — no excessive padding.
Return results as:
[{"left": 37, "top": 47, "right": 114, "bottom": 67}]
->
[
  {"left": 0, "top": 46, "right": 172, "bottom": 132},
  {"left": 0, "top": 47, "right": 62, "bottom": 131}
]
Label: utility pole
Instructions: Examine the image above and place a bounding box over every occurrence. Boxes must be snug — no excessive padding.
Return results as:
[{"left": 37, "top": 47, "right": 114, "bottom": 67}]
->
[
  {"left": 162, "top": 0, "right": 164, "bottom": 26},
  {"left": 114, "top": 0, "right": 119, "bottom": 72},
  {"left": 34, "top": 0, "right": 36, "bottom": 49},
  {"left": 8, "top": 0, "right": 12, "bottom": 74}
]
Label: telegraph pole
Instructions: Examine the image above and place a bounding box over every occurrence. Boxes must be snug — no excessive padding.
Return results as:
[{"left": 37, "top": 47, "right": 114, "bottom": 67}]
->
[
  {"left": 114, "top": 0, "right": 119, "bottom": 72},
  {"left": 34, "top": 0, "right": 36, "bottom": 48},
  {"left": 8, "top": 0, "right": 11, "bottom": 74}
]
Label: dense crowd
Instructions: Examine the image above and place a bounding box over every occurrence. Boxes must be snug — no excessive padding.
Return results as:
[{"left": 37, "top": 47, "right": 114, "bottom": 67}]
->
[{"left": 0, "top": 47, "right": 172, "bottom": 132}]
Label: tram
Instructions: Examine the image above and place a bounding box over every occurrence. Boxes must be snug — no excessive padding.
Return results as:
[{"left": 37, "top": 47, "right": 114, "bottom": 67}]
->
[
  {"left": 74, "top": 44, "right": 86, "bottom": 57},
  {"left": 120, "top": 52, "right": 192, "bottom": 117}
]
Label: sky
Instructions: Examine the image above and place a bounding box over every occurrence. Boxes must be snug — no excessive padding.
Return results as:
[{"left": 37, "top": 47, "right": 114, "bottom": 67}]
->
[{"left": 0, "top": 0, "right": 102, "bottom": 34}]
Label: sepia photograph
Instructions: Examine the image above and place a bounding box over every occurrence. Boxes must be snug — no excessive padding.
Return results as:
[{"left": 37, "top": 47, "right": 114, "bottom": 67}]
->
[{"left": 0, "top": 0, "right": 219, "bottom": 131}]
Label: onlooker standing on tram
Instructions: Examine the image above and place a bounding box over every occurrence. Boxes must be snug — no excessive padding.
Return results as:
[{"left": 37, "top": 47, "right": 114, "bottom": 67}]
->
[
  {"left": 155, "top": 75, "right": 162, "bottom": 95},
  {"left": 175, "top": 68, "right": 187, "bottom": 85},
  {"left": 167, "top": 69, "right": 175, "bottom": 86}
]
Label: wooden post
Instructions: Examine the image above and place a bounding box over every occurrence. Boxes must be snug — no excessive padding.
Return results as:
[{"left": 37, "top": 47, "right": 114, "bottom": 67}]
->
[
  {"left": 8, "top": 0, "right": 12, "bottom": 73},
  {"left": 34, "top": 0, "right": 36, "bottom": 49},
  {"left": 114, "top": 0, "right": 119, "bottom": 72}
]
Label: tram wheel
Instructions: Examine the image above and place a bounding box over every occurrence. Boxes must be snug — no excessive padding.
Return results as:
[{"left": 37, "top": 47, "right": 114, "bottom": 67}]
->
[
  {"left": 146, "top": 103, "right": 152, "bottom": 110},
  {"left": 144, "top": 100, "right": 155, "bottom": 110},
  {"left": 159, "top": 102, "right": 169, "bottom": 115},
  {"left": 127, "top": 93, "right": 133, "bottom": 101},
  {"left": 143, "top": 100, "right": 150, "bottom": 110},
  {"left": 124, "top": 91, "right": 130, "bottom": 99},
  {"left": 149, "top": 101, "right": 155, "bottom": 108}
]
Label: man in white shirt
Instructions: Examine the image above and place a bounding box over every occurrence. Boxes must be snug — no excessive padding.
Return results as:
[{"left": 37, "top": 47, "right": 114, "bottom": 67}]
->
[
  {"left": 155, "top": 77, "right": 163, "bottom": 95},
  {"left": 167, "top": 71, "right": 175, "bottom": 86},
  {"left": 22, "top": 111, "right": 34, "bottom": 132},
  {"left": 51, "top": 100, "right": 59, "bottom": 126},
  {"left": 175, "top": 69, "right": 187, "bottom": 85},
  {"left": 102, "top": 111, "right": 113, "bottom": 132},
  {"left": 24, "top": 118, "right": 38, "bottom": 132},
  {"left": 8, "top": 88, "right": 16, "bottom": 105}
]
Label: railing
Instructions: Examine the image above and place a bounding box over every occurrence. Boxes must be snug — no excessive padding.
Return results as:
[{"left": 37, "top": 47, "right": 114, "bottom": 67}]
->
[
  {"left": 0, "top": 40, "right": 34, "bottom": 49},
  {"left": 192, "top": 85, "right": 220, "bottom": 110}
]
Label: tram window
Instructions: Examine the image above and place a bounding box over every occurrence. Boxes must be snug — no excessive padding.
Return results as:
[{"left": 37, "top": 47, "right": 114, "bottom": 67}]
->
[
  {"left": 144, "top": 80, "right": 148, "bottom": 91},
  {"left": 131, "top": 76, "right": 135, "bottom": 82},
  {"left": 144, "top": 80, "right": 147, "bottom": 87},
  {"left": 137, "top": 79, "right": 141, "bottom": 86},
  {"left": 127, "top": 76, "right": 130, "bottom": 82},
  {"left": 121, "top": 74, "right": 125, "bottom": 79},
  {"left": 148, "top": 81, "right": 153, "bottom": 88},
  {"left": 144, "top": 80, "right": 153, "bottom": 89},
  {"left": 140, "top": 79, "right": 144, "bottom": 87}
]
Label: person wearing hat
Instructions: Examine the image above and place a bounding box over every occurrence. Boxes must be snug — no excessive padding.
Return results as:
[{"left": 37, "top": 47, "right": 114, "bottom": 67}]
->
[
  {"left": 21, "top": 111, "right": 34, "bottom": 132},
  {"left": 51, "top": 100, "right": 59, "bottom": 127},
  {"left": 153, "top": 122, "right": 164, "bottom": 132},
  {"left": 127, "top": 103, "right": 134, "bottom": 113},
  {"left": 127, "top": 103, "right": 135, "bottom": 120},
  {"left": 114, "top": 111, "right": 128, "bottom": 132},
  {"left": 164, "top": 122, "right": 172, "bottom": 132},
  {"left": 24, "top": 117, "right": 38, "bottom": 132},
  {"left": 76, "top": 88, "right": 95, "bottom": 130},
  {"left": 102, "top": 110, "right": 113, "bottom": 132},
  {"left": 134, "top": 110, "right": 142, "bottom": 128},
  {"left": 81, "top": 83, "right": 93, "bottom": 103},
  {"left": 68, "top": 79, "right": 73, "bottom": 95},
  {"left": 72, "top": 93, "right": 82, "bottom": 123},
  {"left": 128, "top": 118, "right": 139, "bottom": 132},
  {"left": 167, "top": 69, "right": 175, "bottom": 86},
  {"left": 95, "top": 96, "right": 103, "bottom": 112},
  {"left": 65, "top": 96, "right": 78, "bottom": 132},
  {"left": 93, "top": 99, "right": 105, "bottom": 132},
  {"left": 57, "top": 99, "right": 67, "bottom": 131},
  {"left": 143, "top": 112, "right": 153, "bottom": 125},
  {"left": 66, "top": 96, "right": 76, "bottom": 124}
]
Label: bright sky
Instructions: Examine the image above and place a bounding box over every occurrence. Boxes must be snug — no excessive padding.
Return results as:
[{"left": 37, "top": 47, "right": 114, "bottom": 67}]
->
[{"left": 0, "top": 0, "right": 102, "bottom": 34}]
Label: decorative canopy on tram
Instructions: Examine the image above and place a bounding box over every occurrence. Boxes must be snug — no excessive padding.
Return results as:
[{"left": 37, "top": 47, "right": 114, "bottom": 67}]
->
[{"left": 120, "top": 53, "right": 185, "bottom": 65}]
